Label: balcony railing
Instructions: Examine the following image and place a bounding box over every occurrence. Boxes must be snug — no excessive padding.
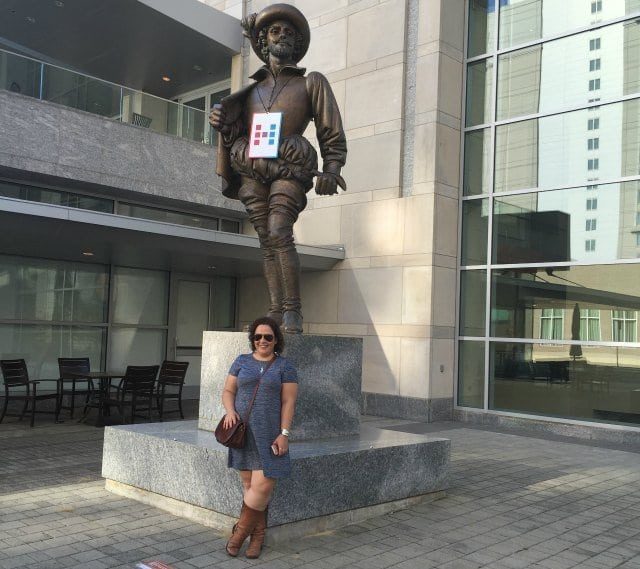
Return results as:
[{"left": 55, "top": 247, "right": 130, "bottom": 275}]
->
[{"left": 0, "top": 48, "right": 214, "bottom": 145}]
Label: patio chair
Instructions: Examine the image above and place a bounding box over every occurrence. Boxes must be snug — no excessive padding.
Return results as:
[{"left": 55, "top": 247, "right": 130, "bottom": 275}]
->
[
  {"left": 155, "top": 360, "right": 189, "bottom": 420},
  {"left": 0, "top": 359, "right": 59, "bottom": 427},
  {"left": 57, "top": 357, "right": 92, "bottom": 420},
  {"left": 107, "top": 365, "right": 159, "bottom": 423}
]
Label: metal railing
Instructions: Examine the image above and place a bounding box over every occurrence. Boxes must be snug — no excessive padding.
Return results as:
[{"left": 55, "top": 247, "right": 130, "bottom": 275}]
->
[{"left": 0, "top": 48, "right": 214, "bottom": 145}]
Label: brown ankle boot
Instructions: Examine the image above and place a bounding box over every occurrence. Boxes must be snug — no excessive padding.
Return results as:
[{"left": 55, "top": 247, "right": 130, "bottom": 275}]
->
[
  {"left": 246, "top": 506, "right": 268, "bottom": 559},
  {"left": 226, "top": 502, "right": 263, "bottom": 557}
]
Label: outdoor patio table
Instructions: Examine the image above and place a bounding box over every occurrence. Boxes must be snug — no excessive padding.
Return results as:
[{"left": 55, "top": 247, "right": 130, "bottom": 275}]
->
[{"left": 68, "top": 371, "right": 125, "bottom": 427}]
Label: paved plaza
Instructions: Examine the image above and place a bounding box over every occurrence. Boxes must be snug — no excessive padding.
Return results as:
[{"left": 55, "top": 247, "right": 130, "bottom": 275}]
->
[{"left": 2, "top": 415, "right": 640, "bottom": 569}]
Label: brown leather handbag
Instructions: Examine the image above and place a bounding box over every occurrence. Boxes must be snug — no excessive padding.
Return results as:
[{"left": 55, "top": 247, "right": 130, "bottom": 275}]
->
[{"left": 215, "top": 357, "right": 276, "bottom": 449}]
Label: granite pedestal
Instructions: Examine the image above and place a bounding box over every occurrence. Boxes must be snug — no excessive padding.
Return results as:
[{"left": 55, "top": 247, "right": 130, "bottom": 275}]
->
[{"left": 103, "top": 332, "right": 450, "bottom": 541}]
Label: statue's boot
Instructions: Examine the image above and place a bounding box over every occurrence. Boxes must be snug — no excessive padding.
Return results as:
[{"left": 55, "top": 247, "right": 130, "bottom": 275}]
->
[
  {"left": 263, "top": 249, "right": 283, "bottom": 324},
  {"left": 276, "top": 247, "right": 303, "bottom": 334}
]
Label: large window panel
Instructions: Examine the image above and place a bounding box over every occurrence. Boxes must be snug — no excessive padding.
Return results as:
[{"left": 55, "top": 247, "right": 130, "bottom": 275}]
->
[
  {"left": 491, "top": 265, "right": 640, "bottom": 342},
  {"left": 112, "top": 267, "right": 168, "bottom": 326},
  {"left": 495, "top": 99, "right": 640, "bottom": 193},
  {"left": 490, "top": 341, "right": 640, "bottom": 425},
  {"left": 461, "top": 199, "right": 489, "bottom": 265},
  {"left": 0, "top": 324, "right": 105, "bottom": 380},
  {"left": 212, "top": 276, "right": 237, "bottom": 329},
  {"left": 460, "top": 270, "right": 487, "bottom": 336},
  {"left": 463, "top": 129, "right": 492, "bottom": 196},
  {"left": 458, "top": 340, "right": 485, "bottom": 408},
  {"left": 499, "top": 0, "right": 640, "bottom": 50},
  {"left": 0, "top": 256, "right": 108, "bottom": 323},
  {"left": 493, "top": 183, "right": 640, "bottom": 264},
  {"left": 498, "top": 23, "right": 640, "bottom": 122},
  {"left": 468, "top": 0, "right": 497, "bottom": 58},
  {"left": 466, "top": 59, "right": 494, "bottom": 127},
  {"left": 108, "top": 328, "right": 166, "bottom": 369}
]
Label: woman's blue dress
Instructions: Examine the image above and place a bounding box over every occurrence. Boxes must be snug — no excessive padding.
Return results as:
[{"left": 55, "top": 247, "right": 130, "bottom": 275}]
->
[{"left": 227, "top": 354, "right": 298, "bottom": 478}]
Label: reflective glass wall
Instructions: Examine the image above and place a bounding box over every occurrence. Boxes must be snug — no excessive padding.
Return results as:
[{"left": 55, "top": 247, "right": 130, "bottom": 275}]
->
[
  {"left": 459, "top": 1, "right": 640, "bottom": 425},
  {"left": 0, "top": 255, "right": 237, "bottom": 381}
]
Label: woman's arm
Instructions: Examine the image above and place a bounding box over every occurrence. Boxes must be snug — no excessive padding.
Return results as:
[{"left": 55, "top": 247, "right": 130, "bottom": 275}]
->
[
  {"left": 221, "top": 374, "right": 240, "bottom": 428},
  {"left": 272, "top": 382, "right": 298, "bottom": 455}
]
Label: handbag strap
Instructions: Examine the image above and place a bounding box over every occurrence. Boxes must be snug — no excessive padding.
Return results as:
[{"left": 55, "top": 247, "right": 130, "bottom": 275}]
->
[{"left": 242, "top": 356, "right": 276, "bottom": 423}]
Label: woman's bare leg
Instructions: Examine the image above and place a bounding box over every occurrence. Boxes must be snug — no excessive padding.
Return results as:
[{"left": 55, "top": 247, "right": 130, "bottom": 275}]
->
[
  {"left": 244, "top": 470, "right": 276, "bottom": 511},
  {"left": 239, "top": 470, "right": 252, "bottom": 499}
]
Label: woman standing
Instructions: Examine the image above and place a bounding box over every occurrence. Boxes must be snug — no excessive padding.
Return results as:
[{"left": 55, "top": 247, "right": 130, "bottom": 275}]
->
[{"left": 221, "top": 316, "right": 298, "bottom": 558}]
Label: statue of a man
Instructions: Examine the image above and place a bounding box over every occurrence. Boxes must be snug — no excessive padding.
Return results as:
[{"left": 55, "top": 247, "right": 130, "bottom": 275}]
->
[{"left": 209, "top": 3, "right": 347, "bottom": 334}]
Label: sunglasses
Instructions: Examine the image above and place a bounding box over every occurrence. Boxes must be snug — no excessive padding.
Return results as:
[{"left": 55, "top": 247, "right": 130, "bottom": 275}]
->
[{"left": 253, "top": 333, "right": 274, "bottom": 342}]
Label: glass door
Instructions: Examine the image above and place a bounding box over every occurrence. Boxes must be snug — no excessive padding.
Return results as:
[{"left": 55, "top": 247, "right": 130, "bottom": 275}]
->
[{"left": 168, "top": 274, "right": 216, "bottom": 397}]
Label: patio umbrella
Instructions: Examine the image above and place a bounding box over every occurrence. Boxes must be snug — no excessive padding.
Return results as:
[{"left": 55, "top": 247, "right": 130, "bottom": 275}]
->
[{"left": 570, "top": 302, "right": 583, "bottom": 360}]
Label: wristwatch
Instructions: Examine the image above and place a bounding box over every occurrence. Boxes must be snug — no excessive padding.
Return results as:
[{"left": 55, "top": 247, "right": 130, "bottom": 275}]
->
[{"left": 281, "top": 428, "right": 290, "bottom": 437}]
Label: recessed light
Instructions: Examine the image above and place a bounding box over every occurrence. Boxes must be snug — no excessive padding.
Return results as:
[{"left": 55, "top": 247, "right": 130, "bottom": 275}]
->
[
  {"left": 207, "top": 265, "right": 217, "bottom": 270},
  {"left": 193, "top": 65, "right": 203, "bottom": 71},
  {"left": 25, "top": 16, "right": 36, "bottom": 23},
  {"left": 161, "top": 75, "right": 171, "bottom": 82},
  {"left": 82, "top": 250, "right": 94, "bottom": 257},
  {"left": 54, "top": 0, "right": 65, "bottom": 7}
]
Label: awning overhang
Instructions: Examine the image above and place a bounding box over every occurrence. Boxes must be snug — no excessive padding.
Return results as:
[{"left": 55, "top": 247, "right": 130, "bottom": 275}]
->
[
  {"left": 0, "top": 198, "right": 345, "bottom": 277},
  {"left": 0, "top": 0, "right": 241, "bottom": 98}
]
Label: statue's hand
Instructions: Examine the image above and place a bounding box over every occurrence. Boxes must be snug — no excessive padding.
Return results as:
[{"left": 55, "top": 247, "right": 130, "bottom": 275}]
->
[
  {"left": 315, "top": 172, "right": 339, "bottom": 196},
  {"left": 209, "top": 104, "right": 230, "bottom": 134}
]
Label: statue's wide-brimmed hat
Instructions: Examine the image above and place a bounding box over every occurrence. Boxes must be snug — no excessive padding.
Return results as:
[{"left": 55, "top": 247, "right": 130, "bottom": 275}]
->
[{"left": 244, "top": 4, "right": 310, "bottom": 63}]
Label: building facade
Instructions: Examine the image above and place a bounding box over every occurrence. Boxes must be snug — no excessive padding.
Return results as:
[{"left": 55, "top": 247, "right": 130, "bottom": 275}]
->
[{"left": 1, "top": 0, "right": 639, "bottom": 432}]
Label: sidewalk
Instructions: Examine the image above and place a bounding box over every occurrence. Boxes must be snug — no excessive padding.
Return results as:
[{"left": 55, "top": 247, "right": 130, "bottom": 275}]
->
[{"left": 2, "top": 416, "right": 640, "bottom": 569}]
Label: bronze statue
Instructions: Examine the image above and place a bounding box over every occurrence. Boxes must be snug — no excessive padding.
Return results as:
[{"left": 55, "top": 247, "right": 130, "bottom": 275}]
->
[{"left": 209, "top": 3, "right": 347, "bottom": 334}]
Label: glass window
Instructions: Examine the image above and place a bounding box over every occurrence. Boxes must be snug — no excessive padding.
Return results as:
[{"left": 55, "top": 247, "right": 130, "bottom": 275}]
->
[
  {"left": 112, "top": 267, "right": 168, "bottom": 326},
  {"left": 212, "top": 276, "right": 236, "bottom": 329},
  {"left": 220, "top": 219, "right": 241, "bottom": 234},
  {"left": 460, "top": 270, "right": 487, "bottom": 336},
  {"left": 587, "top": 138, "right": 599, "bottom": 150},
  {"left": 463, "top": 129, "right": 492, "bottom": 196},
  {"left": 108, "top": 328, "right": 166, "bottom": 369},
  {"left": 117, "top": 203, "right": 220, "bottom": 231},
  {"left": 585, "top": 238, "right": 596, "bottom": 251},
  {"left": 461, "top": 199, "right": 489, "bottom": 265},
  {"left": 580, "top": 308, "right": 601, "bottom": 340},
  {"left": 466, "top": 59, "right": 494, "bottom": 127},
  {"left": 493, "top": 184, "right": 640, "bottom": 263},
  {"left": 0, "top": 181, "right": 113, "bottom": 213},
  {"left": 494, "top": 99, "right": 640, "bottom": 193},
  {"left": 497, "top": 23, "right": 640, "bottom": 121},
  {"left": 458, "top": 340, "right": 485, "bottom": 408},
  {"left": 0, "top": 256, "right": 108, "bottom": 323},
  {"left": 491, "top": 265, "right": 640, "bottom": 342},
  {"left": 590, "top": 38, "right": 601, "bottom": 50},
  {"left": 540, "top": 308, "right": 564, "bottom": 340},
  {"left": 468, "top": 0, "right": 496, "bottom": 57},
  {"left": 498, "top": 0, "right": 640, "bottom": 50},
  {"left": 490, "top": 341, "right": 640, "bottom": 425},
  {"left": 0, "top": 324, "right": 105, "bottom": 380},
  {"left": 612, "top": 310, "right": 637, "bottom": 341}
]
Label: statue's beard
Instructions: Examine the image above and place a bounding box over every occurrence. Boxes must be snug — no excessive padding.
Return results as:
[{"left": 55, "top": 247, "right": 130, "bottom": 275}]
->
[{"left": 269, "top": 42, "right": 294, "bottom": 59}]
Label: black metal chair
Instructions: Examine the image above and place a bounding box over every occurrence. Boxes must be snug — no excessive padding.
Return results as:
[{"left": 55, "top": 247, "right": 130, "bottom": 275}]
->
[
  {"left": 155, "top": 360, "right": 189, "bottom": 420},
  {"left": 57, "top": 357, "right": 93, "bottom": 420},
  {"left": 106, "top": 365, "right": 159, "bottom": 423},
  {"left": 0, "top": 359, "right": 59, "bottom": 427}
]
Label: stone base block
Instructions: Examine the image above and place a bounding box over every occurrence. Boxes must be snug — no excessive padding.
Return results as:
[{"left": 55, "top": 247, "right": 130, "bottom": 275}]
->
[
  {"left": 199, "top": 332, "right": 363, "bottom": 439},
  {"left": 102, "top": 420, "right": 449, "bottom": 534}
]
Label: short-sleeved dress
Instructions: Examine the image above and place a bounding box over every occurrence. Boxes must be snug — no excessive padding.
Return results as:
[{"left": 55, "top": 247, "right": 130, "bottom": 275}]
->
[{"left": 227, "top": 353, "right": 298, "bottom": 478}]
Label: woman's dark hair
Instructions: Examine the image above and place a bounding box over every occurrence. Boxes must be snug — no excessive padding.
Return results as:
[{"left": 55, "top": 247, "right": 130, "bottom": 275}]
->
[{"left": 248, "top": 316, "right": 284, "bottom": 354}]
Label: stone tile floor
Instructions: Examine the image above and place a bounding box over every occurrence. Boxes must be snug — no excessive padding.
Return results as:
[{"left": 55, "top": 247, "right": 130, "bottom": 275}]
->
[{"left": 2, "top": 413, "right": 640, "bottom": 569}]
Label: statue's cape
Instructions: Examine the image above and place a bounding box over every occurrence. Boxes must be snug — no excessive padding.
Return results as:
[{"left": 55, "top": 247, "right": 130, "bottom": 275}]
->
[{"left": 216, "top": 84, "right": 254, "bottom": 200}]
